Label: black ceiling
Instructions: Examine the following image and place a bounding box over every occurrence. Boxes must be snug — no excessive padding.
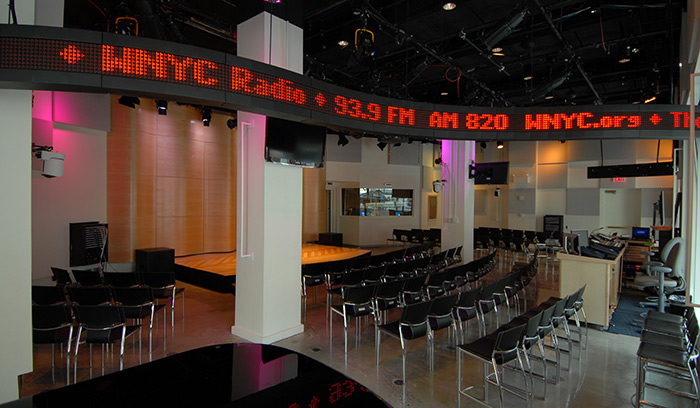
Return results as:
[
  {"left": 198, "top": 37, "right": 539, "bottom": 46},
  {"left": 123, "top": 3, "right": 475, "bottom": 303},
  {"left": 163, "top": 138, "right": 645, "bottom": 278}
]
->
[{"left": 64, "top": 0, "right": 685, "bottom": 107}]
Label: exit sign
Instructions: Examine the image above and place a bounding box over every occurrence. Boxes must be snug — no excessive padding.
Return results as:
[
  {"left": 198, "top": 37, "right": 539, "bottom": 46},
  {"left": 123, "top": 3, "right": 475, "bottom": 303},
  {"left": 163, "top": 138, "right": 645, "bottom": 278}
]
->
[{"left": 612, "top": 177, "right": 627, "bottom": 182}]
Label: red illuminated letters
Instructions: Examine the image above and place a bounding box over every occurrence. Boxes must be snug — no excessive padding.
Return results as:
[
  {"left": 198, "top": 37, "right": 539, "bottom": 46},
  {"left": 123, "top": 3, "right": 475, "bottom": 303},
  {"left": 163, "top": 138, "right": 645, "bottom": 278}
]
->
[
  {"left": 231, "top": 66, "right": 306, "bottom": 105},
  {"left": 429, "top": 112, "right": 459, "bottom": 129},
  {"left": 388, "top": 106, "right": 415, "bottom": 125},
  {"left": 101, "top": 45, "right": 218, "bottom": 86}
]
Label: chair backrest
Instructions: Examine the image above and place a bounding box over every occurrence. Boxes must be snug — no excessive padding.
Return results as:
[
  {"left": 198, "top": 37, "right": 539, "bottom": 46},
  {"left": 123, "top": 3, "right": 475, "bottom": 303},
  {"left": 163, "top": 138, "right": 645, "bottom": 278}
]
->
[
  {"left": 341, "top": 268, "right": 366, "bottom": 286},
  {"left": 112, "top": 286, "right": 155, "bottom": 306},
  {"left": 662, "top": 237, "right": 685, "bottom": 279},
  {"left": 429, "top": 293, "right": 458, "bottom": 317},
  {"left": 348, "top": 253, "right": 371, "bottom": 270},
  {"left": 493, "top": 324, "right": 525, "bottom": 363},
  {"left": 103, "top": 271, "right": 141, "bottom": 287},
  {"left": 32, "top": 285, "right": 66, "bottom": 305},
  {"left": 524, "top": 310, "right": 544, "bottom": 339},
  {"left": 403, "top": 275, "right": 427, "bottom": 292},
  {"left": 51, "top": 267, "right": 72, "bottom": 284},
  {"left": 457, "top": 286, "right": 481, "bottom": 308},
  {"left": 32, "top": 304, "right": 72, "bottom": 330},
  {"left": 400, "top": 300, "right": 433, "bottom": 339},
  {"left": 140, "top": 272, "right": 176, "bottom": 288},
  {"left": 68, "top": 286, "right": 112, "bottom": 305},
  {"left": 74, "top": 304, "right": 125, "bottom": 329},
  {"left": 72, "top": 269, "right": 103, "bottom": 287},
  {"left": 538, "top": 304, "right": 557, "bottom": 333},
  {"left": 478, "top": 281, "right": 498, "bottom": 300},
  {"left": 363, "top": 265, "right": 386, "bottom": 283},
  {"left": 375, "top": 279, "right": 405, "bottom": 299},
  {"left": 301, "top": 262, "right": 326, "bottom": 278}
]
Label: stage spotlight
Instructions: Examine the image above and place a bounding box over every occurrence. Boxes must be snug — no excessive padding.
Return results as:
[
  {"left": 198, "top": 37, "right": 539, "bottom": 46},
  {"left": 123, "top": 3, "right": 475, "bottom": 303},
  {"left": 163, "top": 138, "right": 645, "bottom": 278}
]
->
[
  {"left": 201, "top": 107, "right": 211, "bottom": 127},
  {"left": 497, "top": 141, "right": 504, "bottom": 149},
  {"left": 156, "top": 100, "right": 167, "bottom": 115},
  {"left": 377, "top": 142, "right": 387, "bottom": 151},
  {"left": 226, "top": 119, "right": 237, "bottom": 129},
  {"left": 337, "top": 133, "right": 349, "bottom": 146},
  {"left": 118, "top": 96, "right": 140, "bottom": 109},
  {"left": 480, "top": 141, "right": 487, "bottom": 149}
]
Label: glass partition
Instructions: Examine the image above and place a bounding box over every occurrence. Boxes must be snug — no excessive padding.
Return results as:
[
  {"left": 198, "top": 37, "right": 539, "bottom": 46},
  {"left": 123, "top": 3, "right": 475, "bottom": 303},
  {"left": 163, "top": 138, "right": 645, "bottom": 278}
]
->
[{"left": 342, "top": 188, "right": 413, "bottom": 216}]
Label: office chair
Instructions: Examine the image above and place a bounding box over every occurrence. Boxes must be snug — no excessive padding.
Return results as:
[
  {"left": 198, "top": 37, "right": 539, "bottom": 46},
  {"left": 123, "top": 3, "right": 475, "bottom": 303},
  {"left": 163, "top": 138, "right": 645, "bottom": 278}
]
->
[{"left": 634, "top": 237, "right": 685, "bottom": 312}]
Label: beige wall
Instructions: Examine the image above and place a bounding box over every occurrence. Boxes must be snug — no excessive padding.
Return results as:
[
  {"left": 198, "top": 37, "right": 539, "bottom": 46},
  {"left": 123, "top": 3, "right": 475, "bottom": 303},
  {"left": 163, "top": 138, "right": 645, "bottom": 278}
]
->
[
  {"left": 302, "top": 167, "right": 327, "bottom": 242},
  {"left": 108, "top": 97, "right": 236, "bottom": 260}
]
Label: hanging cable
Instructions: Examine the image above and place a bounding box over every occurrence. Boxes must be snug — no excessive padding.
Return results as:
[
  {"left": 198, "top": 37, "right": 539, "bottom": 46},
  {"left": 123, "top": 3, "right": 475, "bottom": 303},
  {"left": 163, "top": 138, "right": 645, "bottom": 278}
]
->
[
  {"left": 657, "top": 139, "right": 661, "bottom": 163},
  {"left": 445, "top": 67, "right": 461, "bottom": 97},
  {"left": 8, "top": 0, "right": 17, "bottom": 24}
]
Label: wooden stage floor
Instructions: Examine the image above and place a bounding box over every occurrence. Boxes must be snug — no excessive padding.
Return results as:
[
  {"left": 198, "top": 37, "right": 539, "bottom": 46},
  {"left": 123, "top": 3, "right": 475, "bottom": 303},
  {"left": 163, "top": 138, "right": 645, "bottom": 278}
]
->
[{"left": 175, "top": 244, "right": 371, "bottom": 277}]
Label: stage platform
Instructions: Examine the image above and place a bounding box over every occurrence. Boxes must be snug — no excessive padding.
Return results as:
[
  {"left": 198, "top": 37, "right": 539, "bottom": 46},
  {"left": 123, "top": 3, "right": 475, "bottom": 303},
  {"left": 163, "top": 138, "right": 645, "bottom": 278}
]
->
[{"left": 174, "top": 244, "right": 371, "bottom": 294}]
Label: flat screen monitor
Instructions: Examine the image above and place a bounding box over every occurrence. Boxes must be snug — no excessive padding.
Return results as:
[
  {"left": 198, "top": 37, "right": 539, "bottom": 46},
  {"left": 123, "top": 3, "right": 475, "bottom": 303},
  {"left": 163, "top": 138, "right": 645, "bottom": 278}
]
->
[
  {"left": 571, "top": 230, "right": 589, "bottom": 249},
  {"left": 473, "top": 161, "right": 509, "bottom": 185},
  {"left": 265, "top": 117, "right": 327, "bottom": 168},
  {"left": 632, "top": 227, "right": 651, "bottom": 239}
]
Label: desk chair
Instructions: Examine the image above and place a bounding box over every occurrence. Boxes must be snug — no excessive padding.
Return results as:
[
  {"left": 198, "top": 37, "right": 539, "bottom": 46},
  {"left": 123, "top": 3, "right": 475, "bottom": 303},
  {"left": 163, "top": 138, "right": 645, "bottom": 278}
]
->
[{"left": 635, "top": 237, "right": 685, "bottom": 312}]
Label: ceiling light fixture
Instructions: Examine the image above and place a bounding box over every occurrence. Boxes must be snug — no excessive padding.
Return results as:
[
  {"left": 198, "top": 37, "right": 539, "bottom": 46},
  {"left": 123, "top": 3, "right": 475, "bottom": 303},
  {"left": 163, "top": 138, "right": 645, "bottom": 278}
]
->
[
  {"left": 544, "top": 93, "right": 555, "bottom": 100},
  {"left": 496, "top": 141, "right": 504, "bottom": 149},
  {"left": 523, "top": 75, "right": 533, "bottom": 81},
  {"left": 201, "top": 107, "right": 211, "bottom": 126},
  {"left": 377, "top": 142, "right": 387, "bottom": 151},
  {"left": 338, "top": 40, "right": 348, "bottom": 47},
  {"left": 337, "top": 133, "right": 349, "bottom": 146},
  {"left": 442, "top": 3, "right": 456, "bottom": 11},
  {"left": 226, "top": 119, "right": 237, "bottom": 129},
  {"left": 440, "top": 91, "right": 449, "bottom": 96},
  {"left": 618, "top": 57, "right": 630, "bottom": 64},
  {"left": 644, "top": 96, "right": 657, "bottom": 104},
  {"left": 491, "top": 47, "right": 503, "bottom": 53},
  {"left": 492, "top": 51, "right": 505, "bottom": 57},
  {"left": 118, "top": 96, "right": 140, "bottom": 109},
  {"left": 156, "top": 100, "right": 167, "bottom": 115}
]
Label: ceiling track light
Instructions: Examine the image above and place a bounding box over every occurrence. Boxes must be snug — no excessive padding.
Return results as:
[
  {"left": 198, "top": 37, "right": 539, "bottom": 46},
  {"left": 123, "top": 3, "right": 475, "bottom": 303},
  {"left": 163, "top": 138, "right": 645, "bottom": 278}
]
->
[
  {"left": 496, "top": 141, "right": 504, "bottom": 149},
  {"left": 226, "top": 118, "right": 237, "bottom": 129},
  {"left": 442, "top": 3, "right": 456, "bottom": 11},
  {"left": 337, "top": 133, "right": 349, "bottom": 146},
  {"left": 377, "top": 142, "right": 387, "bottom": 151},
  {"left": 156, "top": 100, "right": 167, "bottom": 115},
  {"left": 201, "top": 107, "right": 211, "bottom": 126},
  {"left": 118, "top": 95, "right": 140, "bottom": 109}
]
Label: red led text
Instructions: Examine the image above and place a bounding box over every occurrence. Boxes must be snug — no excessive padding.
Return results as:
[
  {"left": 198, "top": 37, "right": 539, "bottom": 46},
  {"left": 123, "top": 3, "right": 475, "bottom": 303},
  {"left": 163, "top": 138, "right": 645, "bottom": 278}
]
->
[{"left": 524, "top": 113, "right": 641, "bottom": 130}]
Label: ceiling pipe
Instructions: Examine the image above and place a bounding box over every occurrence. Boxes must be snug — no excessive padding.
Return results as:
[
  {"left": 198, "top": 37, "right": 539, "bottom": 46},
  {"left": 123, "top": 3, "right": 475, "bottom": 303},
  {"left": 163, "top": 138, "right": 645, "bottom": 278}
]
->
[
  {"left": 361, "top": 4, "right": 511, "bottom": 106},
  {"left": 533, "top": 0, "right": 603, "bottom": 104}
]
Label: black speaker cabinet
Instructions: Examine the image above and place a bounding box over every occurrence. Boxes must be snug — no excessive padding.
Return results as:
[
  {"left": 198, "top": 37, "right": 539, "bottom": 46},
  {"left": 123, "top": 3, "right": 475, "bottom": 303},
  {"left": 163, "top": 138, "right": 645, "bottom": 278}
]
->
[{"left": 135, "top": 247, "right": 175, "bottom": 273}]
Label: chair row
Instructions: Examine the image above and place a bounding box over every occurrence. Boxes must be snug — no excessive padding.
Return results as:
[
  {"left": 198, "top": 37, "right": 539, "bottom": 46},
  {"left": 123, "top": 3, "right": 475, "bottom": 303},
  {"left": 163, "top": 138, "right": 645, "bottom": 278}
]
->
[
  {"left": 636, "top": 306, "right": 699, "bottom": 407},
  {"left": 388, "top": 228, "right": 441, "bottom": 246},
  {"left": 458, "top": 285, "right": 587, "bottom": 407},
  {"left": 48, "top": 268, "right": 184, "bottom": 328},
  {"left": 32, "top": 300, "right": 155, "bottom": 385}
]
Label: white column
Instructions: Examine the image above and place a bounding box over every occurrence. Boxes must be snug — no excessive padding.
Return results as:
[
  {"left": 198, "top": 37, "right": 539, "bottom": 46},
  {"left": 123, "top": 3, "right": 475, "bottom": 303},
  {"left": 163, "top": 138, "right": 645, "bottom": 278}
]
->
[
  {"left": 0, "top": 0, "right": 64, "bottom": 402},
  {"left": 231, "top": 12, "right": 304, "bottom": 343},
  {"left": 440, "top": 140, "right": 476, "bottom": 262},
  {"left": 0, "top": 90, "right": 33, "bottom": 403}
]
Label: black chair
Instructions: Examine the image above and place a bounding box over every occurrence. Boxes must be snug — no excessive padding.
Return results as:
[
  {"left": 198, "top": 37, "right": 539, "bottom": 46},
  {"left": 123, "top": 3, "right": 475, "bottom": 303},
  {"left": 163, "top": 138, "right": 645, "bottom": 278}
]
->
[
  {"left": 402, "top": 275, "right": 427, "bottom": 305},
  {"left": 102, "top": 271, "right": 141, "bottom": 288},
  {"left": 301, "top": 262, "right": 326, "bottom": 299},
  {"left": 73, "top": 304, "right": 141, "bottom": 374},
  {"left": 453, "top": 286, "right": 483, "bottom": 341},
  {"left": 330, "top": 284, "right": 377, "bottom": 353},
  {"left": 477, "top": 280, "right": 501, "bottom": 328},
  {"left": 636, "top": 313, "right": 700, "bottom": 407},
  {"left": 51, "top": 267, "right": 72, "bottom": 286},
  {"left": 71, "top": 268, "right": 104, "bottom": 287},
  {"left": 140, "top": 272, "right": 185, "bottom": 329},
  {"left": 32, "top": 285, "right": 66, "bottom": 305},
  {"left": 376, "top": 300, "right": 433, "bottom": 383},
  {"left": 458, "top": 323, "right": 529, "bottom": 408},
  {"left": 563, "top": 285, "right": 587, "bottom": 357},
  {"left": 424, "top": 271, "right": 448, "bottom": 300},
  {"left": 362, "top": 265, "right": 386, "bottom": 285},
  {"left": 111, "top": 286, "right": 167, "bottom": 356},
  {"left": 32, "top": 304, "right": 74, "bottom": 384},
  {"left": 373, "top": 280, "right": 405, "bottom": 324},
  {"left": 67, "top": 286, "right": 113, "bottom": 306},
  {"left": 427, "top": 293, "right": 459, "bottom": 371}
]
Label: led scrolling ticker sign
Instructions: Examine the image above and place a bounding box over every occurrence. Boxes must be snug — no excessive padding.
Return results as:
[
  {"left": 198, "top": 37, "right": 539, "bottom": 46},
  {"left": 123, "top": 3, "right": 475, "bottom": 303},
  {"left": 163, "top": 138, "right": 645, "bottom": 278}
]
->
[{"left": 1, "top": 30, "right": 698, "bottom": 137}]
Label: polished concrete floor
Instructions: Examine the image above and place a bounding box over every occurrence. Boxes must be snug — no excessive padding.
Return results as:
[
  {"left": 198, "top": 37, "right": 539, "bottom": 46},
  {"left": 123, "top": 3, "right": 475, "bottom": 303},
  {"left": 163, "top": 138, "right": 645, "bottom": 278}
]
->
[{"left": 19, "top": 253, "right": 694, "bottom": 407}]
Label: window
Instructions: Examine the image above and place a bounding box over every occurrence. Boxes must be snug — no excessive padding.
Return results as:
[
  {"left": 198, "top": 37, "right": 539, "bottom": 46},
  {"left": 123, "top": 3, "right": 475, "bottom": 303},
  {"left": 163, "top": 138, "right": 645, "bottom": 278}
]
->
[{"left": 342, "top": 188, "right": 412, "bottom": 216}]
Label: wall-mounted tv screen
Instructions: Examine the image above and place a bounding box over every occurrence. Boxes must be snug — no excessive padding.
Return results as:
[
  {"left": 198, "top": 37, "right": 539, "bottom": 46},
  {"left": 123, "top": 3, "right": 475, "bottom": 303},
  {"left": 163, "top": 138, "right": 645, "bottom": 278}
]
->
[
  {"left": 265, "top": 117, "right": 327, "bottom": 168},
  {"left": 473, "top": 161, "right": 509, "bottom": 185}
]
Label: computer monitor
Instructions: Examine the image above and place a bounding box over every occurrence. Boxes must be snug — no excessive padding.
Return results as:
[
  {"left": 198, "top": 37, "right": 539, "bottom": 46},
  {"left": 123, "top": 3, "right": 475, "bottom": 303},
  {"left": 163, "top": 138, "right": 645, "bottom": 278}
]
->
[
  {"left": 571, "top": 230, "right": 589, "bottom": 249},
  {"left": 632, "top": 227, "right": 651, "bottom": 240}
]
